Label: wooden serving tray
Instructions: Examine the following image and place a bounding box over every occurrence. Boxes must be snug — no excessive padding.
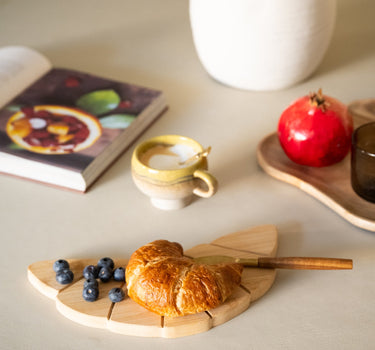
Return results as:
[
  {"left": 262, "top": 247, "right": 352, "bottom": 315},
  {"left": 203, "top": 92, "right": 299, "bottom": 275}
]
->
[
  {"left": 257, "top": 99, "right": 375, "bottom": 232},
  {"left": 28, "top": 224, "right": 278, "bottom": 338}
]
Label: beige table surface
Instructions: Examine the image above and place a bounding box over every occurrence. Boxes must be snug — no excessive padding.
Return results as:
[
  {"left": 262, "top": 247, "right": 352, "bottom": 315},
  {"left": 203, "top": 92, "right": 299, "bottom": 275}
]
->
[{"left": 1, "top": 1, "right": 374, "bottom": 349}]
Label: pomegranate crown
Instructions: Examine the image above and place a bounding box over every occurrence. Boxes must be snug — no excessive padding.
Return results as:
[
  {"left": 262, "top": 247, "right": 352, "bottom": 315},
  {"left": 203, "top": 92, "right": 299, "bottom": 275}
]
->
[{"left": 309, "top": 88, "right": 330, "bottom": 112}]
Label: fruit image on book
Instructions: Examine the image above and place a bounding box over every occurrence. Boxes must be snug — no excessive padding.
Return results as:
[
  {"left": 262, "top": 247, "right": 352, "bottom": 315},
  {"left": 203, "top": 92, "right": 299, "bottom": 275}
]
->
[
  {"left": 2, "top": 74, "right": 141, "bottom": 160},
  {"left": 6, "top": 105, "right": 102, "bottom": 154}
]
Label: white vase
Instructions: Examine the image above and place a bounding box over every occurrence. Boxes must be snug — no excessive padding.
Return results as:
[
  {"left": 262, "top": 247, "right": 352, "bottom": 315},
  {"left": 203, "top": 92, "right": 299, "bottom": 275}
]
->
[{"left": 189, "top": 0, "right": 337, "bottom": 91}]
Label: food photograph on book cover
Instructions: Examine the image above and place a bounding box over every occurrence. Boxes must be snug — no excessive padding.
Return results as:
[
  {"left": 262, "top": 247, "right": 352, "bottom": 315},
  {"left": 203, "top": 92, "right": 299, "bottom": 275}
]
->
[{"left": 0, "top": 68, "right": 162, "bottom": 172}]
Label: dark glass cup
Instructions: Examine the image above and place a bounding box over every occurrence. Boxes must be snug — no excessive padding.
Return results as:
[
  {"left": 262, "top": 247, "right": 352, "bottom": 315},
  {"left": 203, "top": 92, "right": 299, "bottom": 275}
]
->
[{"left": 351, "top": 122, "right": 375, "bottom": 203}]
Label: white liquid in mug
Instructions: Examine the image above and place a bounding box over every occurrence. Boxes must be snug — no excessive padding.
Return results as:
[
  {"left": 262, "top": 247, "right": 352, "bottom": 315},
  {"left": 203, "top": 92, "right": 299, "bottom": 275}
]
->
[{"left": 140, "top": 143, "right": 197, "bottom": 170}]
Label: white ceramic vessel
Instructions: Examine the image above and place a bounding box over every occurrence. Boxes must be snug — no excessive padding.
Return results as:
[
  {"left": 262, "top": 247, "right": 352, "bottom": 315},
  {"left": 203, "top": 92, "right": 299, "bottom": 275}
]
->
[{"left": 190, "top": 0, "right": 337, "bottom": 91}]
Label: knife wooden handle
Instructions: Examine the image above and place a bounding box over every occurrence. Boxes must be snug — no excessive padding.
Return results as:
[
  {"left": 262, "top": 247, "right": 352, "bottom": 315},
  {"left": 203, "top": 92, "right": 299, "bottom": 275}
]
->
[{"left": 257, "top": 257, "right": 353, "bottom": 270}]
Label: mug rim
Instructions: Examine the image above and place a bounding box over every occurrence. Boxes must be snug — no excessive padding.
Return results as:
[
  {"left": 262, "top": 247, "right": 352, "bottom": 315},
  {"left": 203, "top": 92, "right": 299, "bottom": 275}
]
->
[{"left": 132, "top": 134, "right": 206, "bottom": 176}]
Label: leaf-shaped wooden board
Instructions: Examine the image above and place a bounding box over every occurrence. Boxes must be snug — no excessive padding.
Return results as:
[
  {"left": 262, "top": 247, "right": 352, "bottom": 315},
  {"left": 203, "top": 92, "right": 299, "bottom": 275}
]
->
[
  {"left": 257, "top": 99, "right": 375, "bottom": 232},
  {"left": 28, "top": 225, "right": 278, "bottom": 338}
]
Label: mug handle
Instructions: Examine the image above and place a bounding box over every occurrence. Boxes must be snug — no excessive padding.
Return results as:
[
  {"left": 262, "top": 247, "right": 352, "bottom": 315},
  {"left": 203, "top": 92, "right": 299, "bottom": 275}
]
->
[{"left": 193, "top": 169, "right": 218, "bottom": 198}]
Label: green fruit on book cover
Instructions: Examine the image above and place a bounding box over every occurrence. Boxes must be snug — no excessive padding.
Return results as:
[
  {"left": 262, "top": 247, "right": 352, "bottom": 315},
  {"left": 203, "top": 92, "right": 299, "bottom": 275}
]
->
[{"left": 76, "top": 89, "right": 120, "bottom": 116}]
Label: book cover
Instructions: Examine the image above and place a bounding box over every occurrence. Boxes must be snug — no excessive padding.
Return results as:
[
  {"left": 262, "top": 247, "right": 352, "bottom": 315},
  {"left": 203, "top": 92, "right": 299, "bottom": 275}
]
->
[{"left": 0, "top": 67, "right": 166, "bottom": 191}]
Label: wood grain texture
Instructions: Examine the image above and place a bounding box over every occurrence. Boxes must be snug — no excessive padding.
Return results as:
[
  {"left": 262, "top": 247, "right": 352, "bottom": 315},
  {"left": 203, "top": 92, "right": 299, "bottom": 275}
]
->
[
  {"left": 28, "top": 258, "right": 97, "bottom": 300},
  {"left": 257, "top": 102, "right": 375, "bottom": 232},
  {"left": 108, "top": 296, "right": 163, "bottom": 337},
  {"left": 211, "top": 224, "right": 278, "bottom": 256},
  {"left": 207, "top": 287, "right": 251, "bottom": 327},
  {"left": 257, "top": 257, "right": 353, "bottom": 270},
  {"left": 163, "top": 312, "right": 212, "bottom": 338},
  {"left": 241, "top": 268, "right": 275, "bottom": 302},
  {"left": 28, "top": 225, "right": 278, "bottom": 338},
  {"left": 56, "top": 279, "right": 125, "bottom": 329}
]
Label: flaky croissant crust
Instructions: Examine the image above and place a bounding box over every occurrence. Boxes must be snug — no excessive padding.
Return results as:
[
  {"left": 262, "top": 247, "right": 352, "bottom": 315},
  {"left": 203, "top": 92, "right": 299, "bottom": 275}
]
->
[{"left": 125, "top": 240, "right": 243, "bottom": 317}]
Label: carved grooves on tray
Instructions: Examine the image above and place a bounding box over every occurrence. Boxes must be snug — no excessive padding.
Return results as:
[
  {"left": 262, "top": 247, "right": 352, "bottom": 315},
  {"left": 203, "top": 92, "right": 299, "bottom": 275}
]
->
[
  {"left": 107, "top": 282, "right": 127, "bottom": 320},
  {"left": 239, "top": 283, "right": 251, "bottom": 296},
  {"left": 209, "top": 243, "right": 269, "bottom": 257}
]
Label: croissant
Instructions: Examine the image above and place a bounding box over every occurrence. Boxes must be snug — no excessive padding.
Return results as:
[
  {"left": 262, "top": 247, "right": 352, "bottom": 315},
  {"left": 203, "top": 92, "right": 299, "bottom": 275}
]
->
[{"left": 125, "top": 239, "right": 243, "bottom": 317}]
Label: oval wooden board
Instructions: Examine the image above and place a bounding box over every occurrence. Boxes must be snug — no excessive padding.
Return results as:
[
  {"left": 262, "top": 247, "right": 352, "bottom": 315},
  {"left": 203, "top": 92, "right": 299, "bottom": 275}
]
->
[
  {"left": 28, "top": 224, "right": 278, "bottom": 338},
  {"left": 257, "top": 100, "right": 375, "bottom": 232}
]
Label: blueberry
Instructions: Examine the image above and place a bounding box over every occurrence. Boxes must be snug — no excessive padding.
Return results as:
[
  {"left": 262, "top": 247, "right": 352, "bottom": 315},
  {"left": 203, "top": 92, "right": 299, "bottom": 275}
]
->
[
  {"left": 56, "top": 269, "right": 74, "bottom": 284},
  {"left": 108, "top": 287, "right": 125, "bottom": 303},
  {"left": 53, "top": 259, "right": 70, "bottom": 273},
  {"left": 82, "top": 286, "right": 99, "bottom": 302},
  {"left": 83, "top": 265, "right": 99, "bottom": 280},
  {"left": 113, "top": 267, "right": 125, "bottom": 282},
  {"left": 97, "top": 257, "right": 114, "bottom": 270},
  {"left": 98, "top": 266, "right": 113, "bottom": 282},
  {"left": 83, "top": 278, "right": 98, "bottom": 289}
]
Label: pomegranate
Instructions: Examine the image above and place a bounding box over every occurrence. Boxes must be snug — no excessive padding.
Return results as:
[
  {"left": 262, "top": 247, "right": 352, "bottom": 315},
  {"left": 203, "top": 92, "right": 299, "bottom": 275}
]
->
[{"left": 277, "top": 89, "right": 353, "bottom": 167}]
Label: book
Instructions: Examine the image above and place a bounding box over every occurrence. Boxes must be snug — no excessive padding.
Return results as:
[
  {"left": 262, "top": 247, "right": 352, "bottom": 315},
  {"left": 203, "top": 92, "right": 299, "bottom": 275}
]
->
[{"left": 0, "top": 46, "right": 167, "bottom": 192}]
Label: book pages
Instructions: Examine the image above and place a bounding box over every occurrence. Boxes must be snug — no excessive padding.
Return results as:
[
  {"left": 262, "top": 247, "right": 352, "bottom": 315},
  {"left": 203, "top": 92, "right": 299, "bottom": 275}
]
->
[{"left": 0, "top": 46, "right": 51, "bottom": 108}]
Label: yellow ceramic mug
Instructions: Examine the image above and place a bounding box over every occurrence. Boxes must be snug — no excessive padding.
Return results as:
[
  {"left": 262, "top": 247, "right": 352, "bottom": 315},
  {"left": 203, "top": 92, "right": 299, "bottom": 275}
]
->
[{"left": 131, "top": 135, "right": 218, "bottom": 210}]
